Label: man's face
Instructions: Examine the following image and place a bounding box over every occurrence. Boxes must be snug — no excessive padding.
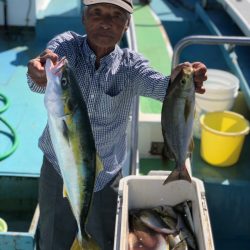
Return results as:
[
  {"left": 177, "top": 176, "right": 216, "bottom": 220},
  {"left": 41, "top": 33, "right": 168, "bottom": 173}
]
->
[{"left": 83, "top": 3, "right": 130, "bottom": 49}]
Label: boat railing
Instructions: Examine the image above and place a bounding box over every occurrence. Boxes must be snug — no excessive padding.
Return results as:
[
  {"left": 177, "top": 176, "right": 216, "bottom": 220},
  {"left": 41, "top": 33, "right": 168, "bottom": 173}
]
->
[
  {"left": 172, "top": 35, "right": 250, "bottom": 108},
  {"left": 126, "top": 15, "right": 139, "bottom": 176},
  {"left": 172, "top": 35, "right": 250, "bottom": 68}
]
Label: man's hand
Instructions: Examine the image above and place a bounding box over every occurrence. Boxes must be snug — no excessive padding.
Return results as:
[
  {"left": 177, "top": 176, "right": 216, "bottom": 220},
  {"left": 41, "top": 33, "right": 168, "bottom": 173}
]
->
[
  {"left": 27, "top": 49, "right": 58, "bottom": 87},
  {"left": 171, "top": 62, "right": 207, "bottom": 94},
  {"left": 192, "top": 62, "right": 207, "bottom": 94}
]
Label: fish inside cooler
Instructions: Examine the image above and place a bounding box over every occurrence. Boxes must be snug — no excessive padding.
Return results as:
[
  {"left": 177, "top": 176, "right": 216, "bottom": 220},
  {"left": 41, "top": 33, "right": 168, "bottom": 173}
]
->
[
  {"left": 128, "top": 201, "right": 196, "bottom": 249},
  {"left": 114, "top": 174, "right": 214, "bottom": 250}
]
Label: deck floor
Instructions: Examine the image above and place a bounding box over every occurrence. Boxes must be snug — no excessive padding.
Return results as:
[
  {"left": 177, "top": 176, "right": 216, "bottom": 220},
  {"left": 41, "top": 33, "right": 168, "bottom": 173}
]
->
[
  {"left": 0, "top": 29, "right": 47, "bottom": 176},
  {"left": 133, "top": 4, "right": 172, "bottom": 115},
  {"left": 0, "top": 0, "right": 82, "bottom": 177}
]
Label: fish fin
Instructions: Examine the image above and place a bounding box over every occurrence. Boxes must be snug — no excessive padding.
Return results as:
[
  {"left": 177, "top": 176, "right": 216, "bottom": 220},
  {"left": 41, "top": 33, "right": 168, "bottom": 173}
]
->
[
  {"left": 85, "top": 238, "right": 100, "bottom": 250},
  {"left": 163, "top": 167, "right": 192, "bottom": 185},
  {"left": 62, "top": 119, "right": 70, "bottom": 143},
  {"left": 62, "top": 184, "right": 68, "bottom": 198},
  {"left": 96, "top": 154, "right": 103, "bottom": 175},
  {"left": 70, "top": 236, "right": 100, "bottom": 250}
]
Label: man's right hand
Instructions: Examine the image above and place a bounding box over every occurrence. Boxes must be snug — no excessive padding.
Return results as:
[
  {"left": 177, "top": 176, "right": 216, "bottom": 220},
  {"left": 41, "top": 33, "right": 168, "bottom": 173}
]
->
[{"left": 27, "top": 49, "right": 58, "bottom": 87}]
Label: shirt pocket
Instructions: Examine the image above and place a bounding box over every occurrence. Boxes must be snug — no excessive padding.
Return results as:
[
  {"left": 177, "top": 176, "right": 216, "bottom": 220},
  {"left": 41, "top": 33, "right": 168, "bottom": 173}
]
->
[{"left": 97, "top": 90, "right": 129, "bottom": 122}]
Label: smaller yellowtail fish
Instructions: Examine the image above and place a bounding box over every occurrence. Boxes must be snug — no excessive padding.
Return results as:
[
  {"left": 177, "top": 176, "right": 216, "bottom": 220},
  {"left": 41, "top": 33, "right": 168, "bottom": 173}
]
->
[
  {"left": 161, "top": 65, "right": 195, "bottom": 184},
  {"left": 44, "top": 58, "right": 102, "bottom": 250}
]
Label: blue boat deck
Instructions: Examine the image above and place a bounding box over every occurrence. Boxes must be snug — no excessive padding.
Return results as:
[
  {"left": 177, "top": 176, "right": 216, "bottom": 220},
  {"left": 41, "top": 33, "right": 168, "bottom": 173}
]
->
[
  {"left": 0, "top": 0, "right": 84, "bottom": 177},
  {"left": 36, "top": 0, "right": 83, "bottom": 41},
  {"left": 0, "top": 32, "right": 45, "bottom": 177}
]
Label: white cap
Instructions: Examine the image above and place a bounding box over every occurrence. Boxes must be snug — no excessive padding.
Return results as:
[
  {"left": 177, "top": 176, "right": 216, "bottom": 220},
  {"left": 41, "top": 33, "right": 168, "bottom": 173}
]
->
[{"left": 83, "top": 0, "right": 133, "bottom": 14}]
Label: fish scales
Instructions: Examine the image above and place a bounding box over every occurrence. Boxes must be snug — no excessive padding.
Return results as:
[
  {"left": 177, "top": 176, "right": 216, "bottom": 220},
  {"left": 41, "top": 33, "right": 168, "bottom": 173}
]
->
[
  {"left": 44, "top": 58, "right": 101, "bottom": 250},
  {"left": 161, "top": 66, "right": 195, "bottom": 184}
]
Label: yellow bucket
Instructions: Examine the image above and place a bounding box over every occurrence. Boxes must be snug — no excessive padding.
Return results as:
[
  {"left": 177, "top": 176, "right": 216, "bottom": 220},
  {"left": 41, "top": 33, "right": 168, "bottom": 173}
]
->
[
  {"left": 200, "top": 111, "right": 249, "bottom": 167},
  {"left": 0, "top": 218, "right": 8, "bottom": 232}
]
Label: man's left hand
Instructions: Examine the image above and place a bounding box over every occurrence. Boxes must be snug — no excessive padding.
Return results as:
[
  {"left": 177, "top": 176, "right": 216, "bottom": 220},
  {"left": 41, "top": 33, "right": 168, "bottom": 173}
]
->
[
  {"left": 171, "top": 62, "right": 207, "bottom": 94},
  {"left": 192, "top": 62, "right": 207, "bottom": 94}
]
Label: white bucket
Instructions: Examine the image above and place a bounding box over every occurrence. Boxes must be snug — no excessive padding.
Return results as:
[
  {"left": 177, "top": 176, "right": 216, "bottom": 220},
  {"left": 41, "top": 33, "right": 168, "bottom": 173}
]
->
[{"left": 194, "top": 69, "right": 239, "bottom": 138}]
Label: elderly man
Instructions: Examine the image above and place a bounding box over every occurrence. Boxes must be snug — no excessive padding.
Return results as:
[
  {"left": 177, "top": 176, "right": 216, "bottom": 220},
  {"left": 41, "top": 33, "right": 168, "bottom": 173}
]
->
[{"left": 27, "top": 0, "right": 207, "bottom": 249}]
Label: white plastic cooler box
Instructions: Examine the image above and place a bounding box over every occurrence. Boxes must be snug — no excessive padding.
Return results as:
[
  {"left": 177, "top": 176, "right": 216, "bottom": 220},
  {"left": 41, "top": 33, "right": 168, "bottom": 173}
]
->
[{"left": 114, "top": 172, "right": 214, "bottom": 250}]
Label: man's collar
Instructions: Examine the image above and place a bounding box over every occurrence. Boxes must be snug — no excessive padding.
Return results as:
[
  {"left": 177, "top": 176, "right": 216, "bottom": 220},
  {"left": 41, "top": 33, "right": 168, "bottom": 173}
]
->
[{"left": 82, "top": 36, "right": 122, "bottom": 66}]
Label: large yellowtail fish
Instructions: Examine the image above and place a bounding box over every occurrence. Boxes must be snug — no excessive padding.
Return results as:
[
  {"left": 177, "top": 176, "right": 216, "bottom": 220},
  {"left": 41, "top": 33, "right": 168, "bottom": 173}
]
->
[
  {"left": 161, "top": 65, "right": 195, "bottom": 184},
  {"left": 44, "top": 58, "right": 101, "bottom": 249}
]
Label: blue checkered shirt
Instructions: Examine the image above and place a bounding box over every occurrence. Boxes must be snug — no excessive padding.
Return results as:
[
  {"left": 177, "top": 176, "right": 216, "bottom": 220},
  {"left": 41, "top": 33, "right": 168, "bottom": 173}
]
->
[{"left": 28, "top": 31, "right": 170, "bottom": 191}]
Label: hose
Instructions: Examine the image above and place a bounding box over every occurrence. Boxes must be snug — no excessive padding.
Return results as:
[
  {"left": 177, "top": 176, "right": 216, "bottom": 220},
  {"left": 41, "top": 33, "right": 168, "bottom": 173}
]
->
[{"left": 0, "top": 93, "right": 19, "bottom": 161}]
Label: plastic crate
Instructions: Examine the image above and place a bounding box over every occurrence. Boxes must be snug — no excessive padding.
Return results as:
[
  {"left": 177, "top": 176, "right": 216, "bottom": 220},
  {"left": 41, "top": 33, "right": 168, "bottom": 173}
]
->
[{"left": 114, "top": 172, "right": 214, "bottom": 250}]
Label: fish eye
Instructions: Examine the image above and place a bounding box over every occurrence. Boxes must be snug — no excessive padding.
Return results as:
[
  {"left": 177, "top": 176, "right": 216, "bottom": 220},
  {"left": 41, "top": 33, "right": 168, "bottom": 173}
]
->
[
  {"left": 61, "top": 77, "right": 68, "bottom": 89},
  {"left": 181, "top": 79, "right": 186, "bottom": 85}
]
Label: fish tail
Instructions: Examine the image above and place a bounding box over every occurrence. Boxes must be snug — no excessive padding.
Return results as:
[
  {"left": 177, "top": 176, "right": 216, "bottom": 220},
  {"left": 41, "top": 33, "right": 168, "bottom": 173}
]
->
[
  {"left": 163, "top": 167, "right": 192, "bottom": 185},
  {"left": 70, "top": 236, "right": 100, "bottom": 250},
  {"left": 85, "top": 238, "right": 100, "bottom": 250},
  {"left": 70, "top": 238, "right": 82, "bottom": 250}
]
